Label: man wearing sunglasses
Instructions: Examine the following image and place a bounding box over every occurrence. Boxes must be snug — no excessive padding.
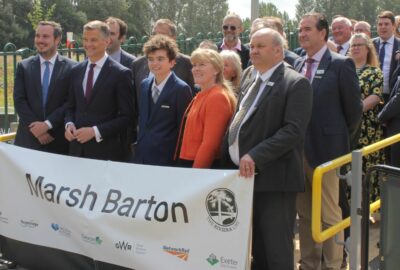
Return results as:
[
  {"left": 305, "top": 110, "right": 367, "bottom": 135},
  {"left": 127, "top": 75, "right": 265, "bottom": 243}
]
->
[{"left": 217, "top": 12, "right": 249, "bottom": 69}]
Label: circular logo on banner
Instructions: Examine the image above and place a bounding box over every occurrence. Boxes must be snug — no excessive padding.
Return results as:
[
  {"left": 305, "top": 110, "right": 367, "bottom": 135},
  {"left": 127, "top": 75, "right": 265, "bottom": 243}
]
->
[{"left": 206, "top": 188, "right": 238, "bottom": 229}]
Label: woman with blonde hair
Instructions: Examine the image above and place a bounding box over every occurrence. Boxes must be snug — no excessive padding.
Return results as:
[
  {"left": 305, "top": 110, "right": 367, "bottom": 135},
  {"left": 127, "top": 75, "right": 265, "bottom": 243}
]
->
[
  {"left": 176, "top": 48, "right": 236, "bottom": 168},
  {"left": 349, "top": 32, "right": 385, "bottom": 201},
  {"left": 220, "top": 50, "right": 242, "bottom": 96}
]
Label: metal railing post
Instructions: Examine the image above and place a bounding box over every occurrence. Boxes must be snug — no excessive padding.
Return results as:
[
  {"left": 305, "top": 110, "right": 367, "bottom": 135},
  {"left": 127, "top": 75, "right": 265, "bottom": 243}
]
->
[{"left": 350, "top": 150, "right": 363, "bottom": 270}]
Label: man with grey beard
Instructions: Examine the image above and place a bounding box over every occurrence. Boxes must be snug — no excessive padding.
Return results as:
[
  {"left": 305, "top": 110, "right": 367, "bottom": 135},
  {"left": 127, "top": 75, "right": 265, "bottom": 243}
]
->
[{"left": 217, "top": 12, "right": 249, "bottom": 69}]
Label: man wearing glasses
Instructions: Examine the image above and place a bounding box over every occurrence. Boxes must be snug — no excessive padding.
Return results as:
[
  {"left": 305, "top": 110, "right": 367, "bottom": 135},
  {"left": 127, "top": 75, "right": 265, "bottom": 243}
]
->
[{"left": 217, "top": 12, "right": 249, "bottom": 69}]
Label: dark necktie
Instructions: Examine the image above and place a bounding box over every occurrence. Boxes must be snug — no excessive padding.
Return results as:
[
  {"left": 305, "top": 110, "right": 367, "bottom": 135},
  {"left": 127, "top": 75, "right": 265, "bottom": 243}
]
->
[
  {"left": 379, "top": 41, "right": 387, "bottom": 70},
  {"left": 42, "top": 61, "right": 50, "bottom": 107},
  {"left": 228, "top": 77, "right": 262, "bottom": 145},
  {"left": 336, "top": 45, "right": 343, "bottom": 53},
  {"left": 305, "top": 58, "right": 315, "bottom": 81},
  {"left": 85, "top": 63, "right": 96, "bottom": 101}
]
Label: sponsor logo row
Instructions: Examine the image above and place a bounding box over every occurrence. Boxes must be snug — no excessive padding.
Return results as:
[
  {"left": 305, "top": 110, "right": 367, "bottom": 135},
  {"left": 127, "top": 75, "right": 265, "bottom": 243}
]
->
[{"left": 162, "top": 246, "right": 239, "bottom": 269}]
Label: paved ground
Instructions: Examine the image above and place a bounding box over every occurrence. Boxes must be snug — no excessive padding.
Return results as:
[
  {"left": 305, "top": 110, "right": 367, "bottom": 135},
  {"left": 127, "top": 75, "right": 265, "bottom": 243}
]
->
[{"left": 294, "top": 219, "right": 381, "bottom": 269}]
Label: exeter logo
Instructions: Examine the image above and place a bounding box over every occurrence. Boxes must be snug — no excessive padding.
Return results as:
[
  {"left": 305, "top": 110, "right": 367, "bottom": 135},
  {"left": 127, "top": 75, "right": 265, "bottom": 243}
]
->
[
  {"left": 206, "top": 188, "right": 239, "bottom": 232},
  {"left": 207, "top": 253, "right": 219, "bottom": 266},
  {"left": 206, "top": 253, "right": 239, "bottom": 268},
  {"left": 162, "top": 245, "right": 189, "bottom": 261}
]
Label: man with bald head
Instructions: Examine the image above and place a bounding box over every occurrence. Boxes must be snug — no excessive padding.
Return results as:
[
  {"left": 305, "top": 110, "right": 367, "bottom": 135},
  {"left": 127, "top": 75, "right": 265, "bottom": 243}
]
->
[
  {"left": 222, "top": 28, "right": 313, "bottom": 270},
  {"left": 354, "top": 21, "right": 372, "bottom": 37},
  {"left": 331, "top": 16, "right": 353, "bottom": 55},
  {"left": 250, "top": 16, "right": 299, "bottom": 66}
]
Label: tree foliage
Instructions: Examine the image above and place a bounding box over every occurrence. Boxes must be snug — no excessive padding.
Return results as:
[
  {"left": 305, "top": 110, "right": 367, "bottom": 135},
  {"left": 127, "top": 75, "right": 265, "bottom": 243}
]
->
[
  {"left": 258, "top": 2, "right": 297, "bottom": 32},
  {"left": 27, "top": 0, "right": 56, "bottom": 30},
  {"left": 295, "top": 0, "right": 398, "bottom": 28},
  {"left": 0, "top": 0, "right": 30, "bottom": 49},
  {"left": 1, "top": 0, "right": 228, "bottom": 48}
]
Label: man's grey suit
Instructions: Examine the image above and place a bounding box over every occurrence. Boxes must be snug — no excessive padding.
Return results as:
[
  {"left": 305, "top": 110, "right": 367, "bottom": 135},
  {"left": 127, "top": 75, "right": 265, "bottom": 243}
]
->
[
  {"left": 14, "top": 54, "right": 76, "bottom": 154},
  {"left": 222, "top": 63, "right": 313, "bottom": 269}
]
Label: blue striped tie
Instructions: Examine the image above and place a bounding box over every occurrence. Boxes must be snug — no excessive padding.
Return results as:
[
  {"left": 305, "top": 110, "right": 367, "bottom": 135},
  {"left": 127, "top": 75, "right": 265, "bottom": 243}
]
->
[{"left": 42, "top": 61, "right": 50, "bottom": 106}]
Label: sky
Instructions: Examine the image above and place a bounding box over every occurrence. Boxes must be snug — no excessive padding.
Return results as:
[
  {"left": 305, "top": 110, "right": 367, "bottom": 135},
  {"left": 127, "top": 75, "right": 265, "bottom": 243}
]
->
[{"left": 227, "top": 0, "right": 298, "bottom": 20}]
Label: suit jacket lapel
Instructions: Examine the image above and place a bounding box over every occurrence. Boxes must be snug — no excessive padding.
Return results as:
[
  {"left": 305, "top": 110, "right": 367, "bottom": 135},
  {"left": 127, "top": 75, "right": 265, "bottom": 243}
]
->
[
  {"left": 147, "top": 73, "right": 176, "bottom": 125},
  {"left": 88, "top": 57, "right": 111, "bottom": 104},
  {"left": 31, "top": 55, "right": 42, "bottom": 100},
  {"left": 46, "top": 55, "right": 64, "bottom": 103},
  {"left": 294, "top": 57, "right": 305, "bottom": 73},
  {"left": 311, "top": 49, "right": 331, "bottom": 90},
  {"left": 75, "top": 60, "right": 87, "bottom": 103},
  {"left": 391, "top": 38, "right": 399, "bottom": 75},
  {"left": 138, "top": 79, "right": 152, "bottom": 140},
  {"left": 255, "top": 63, "right": 284, "bottom": 108}
]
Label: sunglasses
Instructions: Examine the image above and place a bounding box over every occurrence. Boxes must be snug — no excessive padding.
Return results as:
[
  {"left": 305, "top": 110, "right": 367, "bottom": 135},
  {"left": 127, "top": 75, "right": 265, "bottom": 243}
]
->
[{"left": 223, "top": 25, "right": 237, "bottom": 31}]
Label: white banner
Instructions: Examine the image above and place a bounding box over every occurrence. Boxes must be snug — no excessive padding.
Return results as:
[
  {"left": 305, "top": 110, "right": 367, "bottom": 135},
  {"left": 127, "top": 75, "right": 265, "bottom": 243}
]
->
[{"left": 0, "top": 143, "right": 253, "bottom": 270}]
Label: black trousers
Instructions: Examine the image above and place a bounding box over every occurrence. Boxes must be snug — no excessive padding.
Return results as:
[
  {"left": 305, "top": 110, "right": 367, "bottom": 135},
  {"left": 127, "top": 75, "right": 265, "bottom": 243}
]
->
[{"left": 252, "top": 191, "right": 297, "bottom": 270}]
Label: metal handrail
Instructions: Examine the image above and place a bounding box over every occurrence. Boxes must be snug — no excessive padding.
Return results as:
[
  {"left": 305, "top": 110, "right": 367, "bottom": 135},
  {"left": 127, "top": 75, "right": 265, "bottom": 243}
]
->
[
  {"left": 312, "top": 133, "right": 400, "bottom": 243},
  {"left": 0, "top": 132, "right": 16, "bottom": 142}
]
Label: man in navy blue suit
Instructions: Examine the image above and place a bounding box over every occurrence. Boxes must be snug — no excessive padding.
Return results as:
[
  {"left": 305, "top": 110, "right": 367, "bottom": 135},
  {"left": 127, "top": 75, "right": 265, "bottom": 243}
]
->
[
  {"left": 14, "top": 21, "right": 76, "bottom": 154},
  {"left": 294, "top": 13, "right": 362, "bottom": 270},
  {"left": 64, "top": 20, "right": 135, "bottom": 162},
  {"left": 134, "top": 34, "right": 192, "bottom": 166}
]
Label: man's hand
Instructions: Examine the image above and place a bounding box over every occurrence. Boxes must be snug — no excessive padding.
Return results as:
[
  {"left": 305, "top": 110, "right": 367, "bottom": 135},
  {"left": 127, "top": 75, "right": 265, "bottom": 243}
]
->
[
  {"left": 29, "top": 121, "right": 49, "bottom": 138},
  {"left": 37, "top": 133, "right": 54, "bottom": 145},
  {"left": 74, "top": 127, "right": 95, "bottom": 144},
  {"left": 239, "top": 154, "right": 256, "bottom": 178},
  {"left": 65, "top": 124, "right": 76, "bottom": 142}
]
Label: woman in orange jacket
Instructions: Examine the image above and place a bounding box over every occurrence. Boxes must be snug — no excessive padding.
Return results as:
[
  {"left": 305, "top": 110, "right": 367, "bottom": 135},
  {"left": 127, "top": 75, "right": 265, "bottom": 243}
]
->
[{"left": 176, "top": 48, "right": 237, "bottom": 168}]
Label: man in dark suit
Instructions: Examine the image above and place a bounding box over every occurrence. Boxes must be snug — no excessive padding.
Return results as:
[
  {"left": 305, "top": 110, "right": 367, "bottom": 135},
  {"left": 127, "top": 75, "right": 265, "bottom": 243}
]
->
[
  {"left": 132, "top": 19, "right": 194, "bottom": 107},
  {"left": 65, "top": 20, "right": 135, "bottom": 162},
  {"left": 105, "top": 17, "right": 137, "bottom": 161},
  {"left": 373, "top": 10, "right": 400, "bottom": 102},
  {"left": 294, "top": 13, "right": 362, "bottom": 270},
  {"left": 221, "top": 28, "right": 313, "bottom": 270},
  {"left": 13, "top": 21, "right": 76, "bottom": 154},
  {"left": 134, "top": 35, "right": 192, "bottom": 166},
  {"left": 105, "top": 17, "right": 136, "bottom": 69},
  {"left": 217, "top": 12, "right": 249, "bottom": 70},
  {"left": 379, "top": 76, "right": 400, "bottom": 166}
]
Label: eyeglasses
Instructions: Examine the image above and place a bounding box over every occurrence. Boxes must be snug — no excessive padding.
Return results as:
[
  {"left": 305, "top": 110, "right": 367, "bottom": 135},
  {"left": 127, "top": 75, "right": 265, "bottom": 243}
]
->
[
  {"left": 223, "top": 25, "right": 237, "bottom": 31},
  {"left": 351, "top": 43, "right": 367, "bottom": 48}
]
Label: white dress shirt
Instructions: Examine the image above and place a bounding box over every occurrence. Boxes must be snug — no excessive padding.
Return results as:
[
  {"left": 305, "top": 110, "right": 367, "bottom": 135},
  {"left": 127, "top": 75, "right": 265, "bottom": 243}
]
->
[
  {"left": 229, "top": 61, "right": 283, "bottom": 165},
  {"left": 380, "top": 35, "right": 395, "bottom": 94}
]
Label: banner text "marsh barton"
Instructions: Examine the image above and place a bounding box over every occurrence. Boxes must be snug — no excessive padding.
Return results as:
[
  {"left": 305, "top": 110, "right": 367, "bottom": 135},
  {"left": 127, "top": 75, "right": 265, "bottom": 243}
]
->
[{"left": 26, "top": 174, "right": 189, "bottom": 223}]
